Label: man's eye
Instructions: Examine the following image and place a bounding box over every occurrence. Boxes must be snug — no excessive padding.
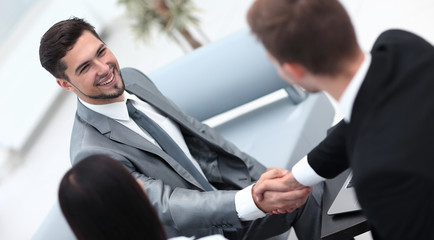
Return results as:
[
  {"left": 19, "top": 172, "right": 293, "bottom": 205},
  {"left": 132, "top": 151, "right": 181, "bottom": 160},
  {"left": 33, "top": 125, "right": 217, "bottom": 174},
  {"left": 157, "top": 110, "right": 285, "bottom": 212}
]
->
[
  {"left": 98, "top": 48, "right": 106, "bottom": 56},
  {"left": 80, "top": 65, "right": 89, "bottom": 73}
]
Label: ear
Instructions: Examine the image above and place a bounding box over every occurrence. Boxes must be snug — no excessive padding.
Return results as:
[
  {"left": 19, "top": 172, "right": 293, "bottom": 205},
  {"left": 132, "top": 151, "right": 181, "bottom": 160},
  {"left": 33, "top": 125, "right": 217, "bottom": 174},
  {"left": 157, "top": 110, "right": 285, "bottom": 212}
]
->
[
  {"left": 56, "top": 78, "right": 75, "bottom": 92},
  {"left": 282, "top": 62, "right": 306, "bottom": 82}
]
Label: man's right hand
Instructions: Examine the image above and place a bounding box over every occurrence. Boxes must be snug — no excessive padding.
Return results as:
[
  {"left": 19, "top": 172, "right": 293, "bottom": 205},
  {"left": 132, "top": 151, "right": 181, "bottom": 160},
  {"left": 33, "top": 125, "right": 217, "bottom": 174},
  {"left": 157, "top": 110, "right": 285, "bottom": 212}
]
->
[{"left": 252, "top": 168, "right": 312, "bottom": 213}]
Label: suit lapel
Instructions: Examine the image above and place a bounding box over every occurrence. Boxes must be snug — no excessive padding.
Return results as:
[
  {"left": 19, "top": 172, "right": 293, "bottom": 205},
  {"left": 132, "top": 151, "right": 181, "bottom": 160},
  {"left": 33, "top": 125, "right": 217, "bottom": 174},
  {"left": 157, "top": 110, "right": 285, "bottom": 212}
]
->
[
  {"left": 76, "top": 98, "right": 207, "bottom": 190},
  {"left": 76, "top": 99, "right": 158, "bottom": 154}
]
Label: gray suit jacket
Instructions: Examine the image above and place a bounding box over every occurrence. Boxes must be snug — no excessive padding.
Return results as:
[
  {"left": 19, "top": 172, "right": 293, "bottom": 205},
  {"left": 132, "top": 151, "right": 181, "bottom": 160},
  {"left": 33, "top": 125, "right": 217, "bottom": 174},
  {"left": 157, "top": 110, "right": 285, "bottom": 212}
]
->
[{"left": 69, "top": 68, "right": 267, "bottom": 238}]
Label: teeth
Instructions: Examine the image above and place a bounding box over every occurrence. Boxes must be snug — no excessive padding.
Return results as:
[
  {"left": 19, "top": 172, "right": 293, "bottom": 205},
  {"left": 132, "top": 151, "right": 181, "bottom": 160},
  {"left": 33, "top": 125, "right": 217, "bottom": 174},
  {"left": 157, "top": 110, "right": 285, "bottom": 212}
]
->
[{"left": 100, "top": 74, "right": 114, "bottom": 86}]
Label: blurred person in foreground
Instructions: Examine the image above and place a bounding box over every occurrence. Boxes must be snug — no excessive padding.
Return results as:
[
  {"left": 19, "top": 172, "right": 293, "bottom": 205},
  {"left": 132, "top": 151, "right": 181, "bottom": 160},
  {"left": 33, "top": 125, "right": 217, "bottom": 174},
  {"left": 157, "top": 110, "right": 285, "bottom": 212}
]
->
[
  {"left": 247, "top": 0, "right": 434, "bottom": 239},
  {"left": 59, "top": 154, "right": 226, "bottom": 240},
  {"left": 39, "top": 17, "right": 323, "bottom": 239}
]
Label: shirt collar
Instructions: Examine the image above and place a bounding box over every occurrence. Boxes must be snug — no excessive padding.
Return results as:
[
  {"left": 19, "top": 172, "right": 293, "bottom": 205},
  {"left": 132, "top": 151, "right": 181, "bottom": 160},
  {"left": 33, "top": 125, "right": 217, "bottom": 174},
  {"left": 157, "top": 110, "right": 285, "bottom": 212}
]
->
[
  {"left": 338, "top": 53, "right": 371, "bottom": 123},
  {"left": 79, "top": 92, "right": 135, "bottom": 121}
]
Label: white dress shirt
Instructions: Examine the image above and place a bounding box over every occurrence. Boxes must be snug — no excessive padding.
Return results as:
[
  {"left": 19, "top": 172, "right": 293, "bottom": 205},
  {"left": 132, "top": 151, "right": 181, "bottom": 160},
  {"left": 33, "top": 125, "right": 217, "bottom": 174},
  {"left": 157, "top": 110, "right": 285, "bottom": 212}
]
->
[
  {"left": 292, "top": 53, "right": 372, "bottom": 186},
  {"left": 79, "top": 91, "right": 265, "bottom": 221}
]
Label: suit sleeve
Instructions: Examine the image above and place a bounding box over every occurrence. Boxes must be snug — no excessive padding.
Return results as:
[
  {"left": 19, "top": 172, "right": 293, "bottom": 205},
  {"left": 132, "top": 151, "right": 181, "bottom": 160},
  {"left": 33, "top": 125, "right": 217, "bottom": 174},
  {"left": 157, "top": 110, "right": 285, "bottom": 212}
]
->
[
  {"left": 132, "top": 170, "right": 243, "bottom": 232},
  {"left": 73, "top": 145, "right": 245, "bottom": 236},
  {"left": 306, "top": 119, "right": 350, "bottom": 179}
]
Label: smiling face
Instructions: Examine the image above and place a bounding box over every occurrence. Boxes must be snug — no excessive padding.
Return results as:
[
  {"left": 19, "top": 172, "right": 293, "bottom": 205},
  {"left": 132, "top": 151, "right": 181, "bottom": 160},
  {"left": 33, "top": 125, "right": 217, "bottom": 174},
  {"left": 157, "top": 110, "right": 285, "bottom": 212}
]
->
[{"left": 56, "top": 31, "right": 124, "bottom": 105}]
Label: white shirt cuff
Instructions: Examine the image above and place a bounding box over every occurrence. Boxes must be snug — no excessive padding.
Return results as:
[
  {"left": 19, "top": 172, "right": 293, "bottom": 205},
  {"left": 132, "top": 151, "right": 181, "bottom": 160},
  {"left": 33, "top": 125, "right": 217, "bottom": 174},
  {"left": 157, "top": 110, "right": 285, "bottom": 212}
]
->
[
  {"left": 292, "top": 156, "right": 325, "bottom": 186},
  {"left": 235, "top": 184, "right": 266, "bottom": 221}
]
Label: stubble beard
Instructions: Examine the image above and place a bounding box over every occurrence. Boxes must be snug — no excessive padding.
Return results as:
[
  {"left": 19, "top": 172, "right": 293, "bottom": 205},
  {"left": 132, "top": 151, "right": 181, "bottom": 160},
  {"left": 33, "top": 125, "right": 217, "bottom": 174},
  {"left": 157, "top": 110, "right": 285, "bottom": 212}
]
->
[{"left": 76, "top": 69, "right": 125, "bottom": 100}]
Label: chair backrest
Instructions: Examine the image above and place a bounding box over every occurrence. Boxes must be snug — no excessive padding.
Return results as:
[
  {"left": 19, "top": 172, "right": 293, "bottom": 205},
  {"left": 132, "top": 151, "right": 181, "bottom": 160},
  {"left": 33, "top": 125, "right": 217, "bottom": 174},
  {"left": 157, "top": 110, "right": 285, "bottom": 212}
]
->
[{"left": 147, "top": 28, "right": 295, "bottom": 122}]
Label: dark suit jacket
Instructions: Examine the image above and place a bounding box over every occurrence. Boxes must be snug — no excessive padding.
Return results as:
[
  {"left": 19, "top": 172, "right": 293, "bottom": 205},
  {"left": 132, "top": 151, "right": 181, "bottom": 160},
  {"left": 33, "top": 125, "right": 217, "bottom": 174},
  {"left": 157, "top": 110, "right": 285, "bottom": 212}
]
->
[
  {"left": 307, "top": 30, "right": 434, "bottom": 239},
  {"left": 69, "top": 68, "right": 294, "bottom": 239}
]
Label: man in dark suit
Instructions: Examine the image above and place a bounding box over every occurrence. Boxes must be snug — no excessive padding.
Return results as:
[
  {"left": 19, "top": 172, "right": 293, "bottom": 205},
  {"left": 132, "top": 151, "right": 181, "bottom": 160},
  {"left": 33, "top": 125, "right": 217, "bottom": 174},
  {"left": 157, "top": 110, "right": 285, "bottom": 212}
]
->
[
  {"left": 38, "top": 17, "right": 323, "bottom": 239},
  {"left": 248, "top": 0, "right": 434, "bottom": 239}
]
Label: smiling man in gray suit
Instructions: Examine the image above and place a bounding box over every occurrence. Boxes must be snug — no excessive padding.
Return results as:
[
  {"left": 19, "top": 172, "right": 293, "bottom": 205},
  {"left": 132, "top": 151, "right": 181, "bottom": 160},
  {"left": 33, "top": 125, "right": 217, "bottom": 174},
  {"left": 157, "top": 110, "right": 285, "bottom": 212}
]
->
[{"left": 39, "top": 17, "right": 322, "bottom": 240}]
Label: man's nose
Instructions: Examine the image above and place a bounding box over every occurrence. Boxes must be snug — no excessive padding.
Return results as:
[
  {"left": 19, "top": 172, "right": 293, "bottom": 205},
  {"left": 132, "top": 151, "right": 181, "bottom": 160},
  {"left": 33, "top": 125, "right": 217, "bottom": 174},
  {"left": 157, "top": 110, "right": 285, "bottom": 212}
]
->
[{"left": 95, "top": 60, "right": 110, "bottom": 76}]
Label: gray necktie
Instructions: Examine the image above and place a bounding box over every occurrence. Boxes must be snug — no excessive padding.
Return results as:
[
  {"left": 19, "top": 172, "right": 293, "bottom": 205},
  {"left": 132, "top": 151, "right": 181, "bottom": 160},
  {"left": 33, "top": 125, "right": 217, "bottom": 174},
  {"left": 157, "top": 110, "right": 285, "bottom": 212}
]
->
[{"left": 126, "top": 100, "right": 214, "bottom": 191}]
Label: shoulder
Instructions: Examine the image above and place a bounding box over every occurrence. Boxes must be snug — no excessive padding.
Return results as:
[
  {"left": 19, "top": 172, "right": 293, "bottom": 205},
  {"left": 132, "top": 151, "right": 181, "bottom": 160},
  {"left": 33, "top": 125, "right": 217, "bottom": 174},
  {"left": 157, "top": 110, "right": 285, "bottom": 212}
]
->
[
  {"left": 121, "top": 67, "right": 156, "bottom": 87},
  {"left": 373, "top": 29, "right": 434, "bottom": 52},
  {"left": 121, "top": 67, "right": 163, "bottom": 98}
]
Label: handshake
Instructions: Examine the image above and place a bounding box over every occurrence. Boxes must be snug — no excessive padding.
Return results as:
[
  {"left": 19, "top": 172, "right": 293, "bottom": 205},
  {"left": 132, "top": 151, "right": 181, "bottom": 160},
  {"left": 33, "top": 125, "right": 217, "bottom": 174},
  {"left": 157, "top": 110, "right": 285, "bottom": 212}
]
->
[{"left": 252, "top": 168, "right": 312, "bottom": 214}]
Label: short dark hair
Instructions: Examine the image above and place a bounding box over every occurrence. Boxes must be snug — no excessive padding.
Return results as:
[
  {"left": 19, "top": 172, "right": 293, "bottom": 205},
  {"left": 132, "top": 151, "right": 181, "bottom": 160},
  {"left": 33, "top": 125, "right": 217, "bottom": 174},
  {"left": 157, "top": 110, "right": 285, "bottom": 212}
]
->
[
  {"left": 247, "top": 0, "right": 359, "bottom": 75},
  {"left": 39, "top": 17, "right": 102, "bottom": 80},
  {"left": 58, "top": 155, "right": 167, "bottom": 240}
]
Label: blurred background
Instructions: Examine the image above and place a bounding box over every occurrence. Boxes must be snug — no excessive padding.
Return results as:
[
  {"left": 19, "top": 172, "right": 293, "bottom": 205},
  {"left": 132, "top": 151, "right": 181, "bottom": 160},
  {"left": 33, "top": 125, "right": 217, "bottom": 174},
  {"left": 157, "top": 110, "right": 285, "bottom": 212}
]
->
[{"left": 0, "top": 0, "right": 433, "bottom": 239}]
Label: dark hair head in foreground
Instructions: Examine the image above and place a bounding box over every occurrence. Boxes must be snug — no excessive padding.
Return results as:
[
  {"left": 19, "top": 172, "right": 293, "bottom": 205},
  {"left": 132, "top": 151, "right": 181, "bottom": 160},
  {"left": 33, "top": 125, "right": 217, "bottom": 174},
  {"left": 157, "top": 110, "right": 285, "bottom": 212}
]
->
[{"left": 58, "top": 154, "right": 167, "bottom": 240}]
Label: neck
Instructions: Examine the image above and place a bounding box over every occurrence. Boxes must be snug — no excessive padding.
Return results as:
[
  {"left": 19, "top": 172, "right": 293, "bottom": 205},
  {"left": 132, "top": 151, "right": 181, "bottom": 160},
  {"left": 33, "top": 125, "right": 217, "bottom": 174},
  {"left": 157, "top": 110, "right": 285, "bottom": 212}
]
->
[
  {"left": 80, "top": 92, "right": 125, "bottom": 105},
  {"left": 322, "top": 50, "right": 365, "bottom": 101}
]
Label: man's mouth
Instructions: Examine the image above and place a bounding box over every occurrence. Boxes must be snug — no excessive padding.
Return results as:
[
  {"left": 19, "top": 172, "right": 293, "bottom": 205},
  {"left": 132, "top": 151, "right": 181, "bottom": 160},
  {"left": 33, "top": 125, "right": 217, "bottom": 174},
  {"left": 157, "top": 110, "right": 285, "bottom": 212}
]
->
[{"left": 97, "top": 70, "right": 115, "bottom": 86}]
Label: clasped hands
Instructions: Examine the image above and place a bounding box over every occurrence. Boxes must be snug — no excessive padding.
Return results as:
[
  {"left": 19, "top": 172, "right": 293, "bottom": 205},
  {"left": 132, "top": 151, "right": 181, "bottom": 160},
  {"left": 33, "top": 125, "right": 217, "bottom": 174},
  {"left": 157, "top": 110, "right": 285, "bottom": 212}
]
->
[{"left": 252, "top": 168, "right": 312, "bottom": 214}]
